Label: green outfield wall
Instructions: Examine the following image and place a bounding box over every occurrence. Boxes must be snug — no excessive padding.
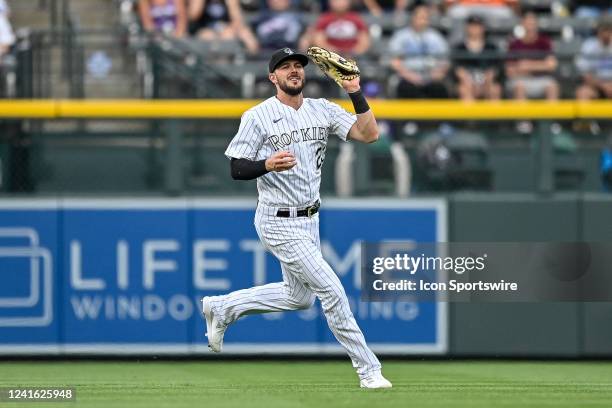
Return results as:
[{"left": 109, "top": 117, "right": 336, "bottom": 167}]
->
[{"left": 448, "top": 193, "right": 612, "bottom": 356}]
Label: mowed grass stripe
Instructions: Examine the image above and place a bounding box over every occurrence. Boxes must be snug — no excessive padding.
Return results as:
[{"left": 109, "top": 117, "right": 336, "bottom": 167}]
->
[{"left": 0, "top": 361, "right": 611, "bottom": 408}]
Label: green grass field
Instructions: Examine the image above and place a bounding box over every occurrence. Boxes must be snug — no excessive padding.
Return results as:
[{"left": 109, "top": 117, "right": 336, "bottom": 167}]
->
[{"left": 1, "top": 361, "right": 611, "bottom": 407}]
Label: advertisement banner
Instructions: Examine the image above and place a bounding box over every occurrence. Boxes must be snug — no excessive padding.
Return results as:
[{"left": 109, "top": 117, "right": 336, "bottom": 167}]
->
[{"left": 0, "top": 198, "right": 447, "bottom": 354}]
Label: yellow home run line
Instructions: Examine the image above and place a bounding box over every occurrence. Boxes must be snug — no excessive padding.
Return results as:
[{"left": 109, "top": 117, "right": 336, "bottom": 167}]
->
[{"left": 0, "top": 100, "right": 610, "bottom": 119}]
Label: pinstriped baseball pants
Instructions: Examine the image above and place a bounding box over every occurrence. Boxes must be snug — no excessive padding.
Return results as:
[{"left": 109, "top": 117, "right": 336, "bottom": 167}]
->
[{"left": 208, "top": 203, "right": 382, "bottom": 379}]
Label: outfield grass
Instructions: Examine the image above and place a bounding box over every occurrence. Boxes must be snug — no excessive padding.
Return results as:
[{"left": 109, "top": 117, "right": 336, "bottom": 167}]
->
[{"left": 1, "top": 361, "right": 611, "bottom": 407}]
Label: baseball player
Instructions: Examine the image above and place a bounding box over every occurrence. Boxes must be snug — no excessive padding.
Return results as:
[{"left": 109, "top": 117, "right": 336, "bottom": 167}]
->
[{"left": 201, "top": 47, "right": 392, "bottom": 389}]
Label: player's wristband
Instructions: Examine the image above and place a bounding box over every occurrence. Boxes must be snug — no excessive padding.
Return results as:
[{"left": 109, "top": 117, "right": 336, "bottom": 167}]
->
[{"left": 348, "top": 89, "right": 370, "bottom": 114}]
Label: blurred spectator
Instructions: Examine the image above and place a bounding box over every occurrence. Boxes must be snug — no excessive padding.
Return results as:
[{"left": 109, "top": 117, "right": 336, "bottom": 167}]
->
[
  {"left": 445, "top": 0, "right": 518, "bottom": 21},
  {"left": 362, "top": 0, "right": 409, "bottom": 17},
  {"left": 310, "top": 0, "right": 370, "bottom": 56},
  {"left": 0, "top": 0, "right": 15, "bottom": 60},
  {"left": 571, "top": 0, "right": 612, "bottom": 19},
  {"left": 453, "top": 16, "right": 501, "bottom": 100},
  {"left": 389, "top": 2, "right": 449, "bottom": 98},
  {"left": 139, "top": 0, "right": 187, "bottom": 37},
  {"left": 576, "top": 17, "right": 612, "bottom": 100},
  {"left": 188, "top": 0, "right": 258, "bottom": 53},
  {"left": 253, "top": 0, "right": 308, "bottom": 52},
  {"left": 505, "top": 10, "right": 558, "bottom": 100}
]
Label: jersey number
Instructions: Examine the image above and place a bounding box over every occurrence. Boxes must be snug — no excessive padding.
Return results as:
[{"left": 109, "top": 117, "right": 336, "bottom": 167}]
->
[{"left": 315, "top": 146, "right": 326, "bottom": 171}]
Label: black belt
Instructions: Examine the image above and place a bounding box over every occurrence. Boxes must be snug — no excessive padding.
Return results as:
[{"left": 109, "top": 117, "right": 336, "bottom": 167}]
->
[{"left": 276, "top": 201, "right": 320, "bottom": 218}]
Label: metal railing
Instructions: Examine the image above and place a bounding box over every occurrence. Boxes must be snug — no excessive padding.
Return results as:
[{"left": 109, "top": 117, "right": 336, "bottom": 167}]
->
[
  {"left": 9, "top": 0, "right": 83, "bottom": 98},
  {"left": 141, "top": 35, "right": 246, "bottom": 99},
  {"left": 8, "top": 36, "right": 599, "bottom": 101}
]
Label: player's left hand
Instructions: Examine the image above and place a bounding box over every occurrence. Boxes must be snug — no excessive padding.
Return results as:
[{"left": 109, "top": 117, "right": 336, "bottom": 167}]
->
[
  {"left": 342, "top": 76, "right": 361, "bottom": 94},
  {"left": 307, "top": 47, "right": 360, "bottom": 90}
]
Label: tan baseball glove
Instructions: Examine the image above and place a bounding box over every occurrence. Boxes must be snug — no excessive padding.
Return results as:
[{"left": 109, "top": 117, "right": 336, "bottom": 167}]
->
[{"left": 307, "top": 46, "right": 360, "bottom": 88}]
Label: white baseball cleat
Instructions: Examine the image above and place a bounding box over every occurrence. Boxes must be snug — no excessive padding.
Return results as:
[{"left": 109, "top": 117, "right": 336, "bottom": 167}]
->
[
  {"left": 201, "top": 297, "right": 227, "bottom": 353},
  {"left": 360, "top": 373, "right": 393, "bottom": 389}
]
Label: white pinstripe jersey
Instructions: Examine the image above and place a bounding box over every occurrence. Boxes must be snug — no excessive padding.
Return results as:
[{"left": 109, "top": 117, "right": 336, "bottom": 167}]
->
[{"left": 225, "top": 96, "right": 356, "bottom": 207}]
